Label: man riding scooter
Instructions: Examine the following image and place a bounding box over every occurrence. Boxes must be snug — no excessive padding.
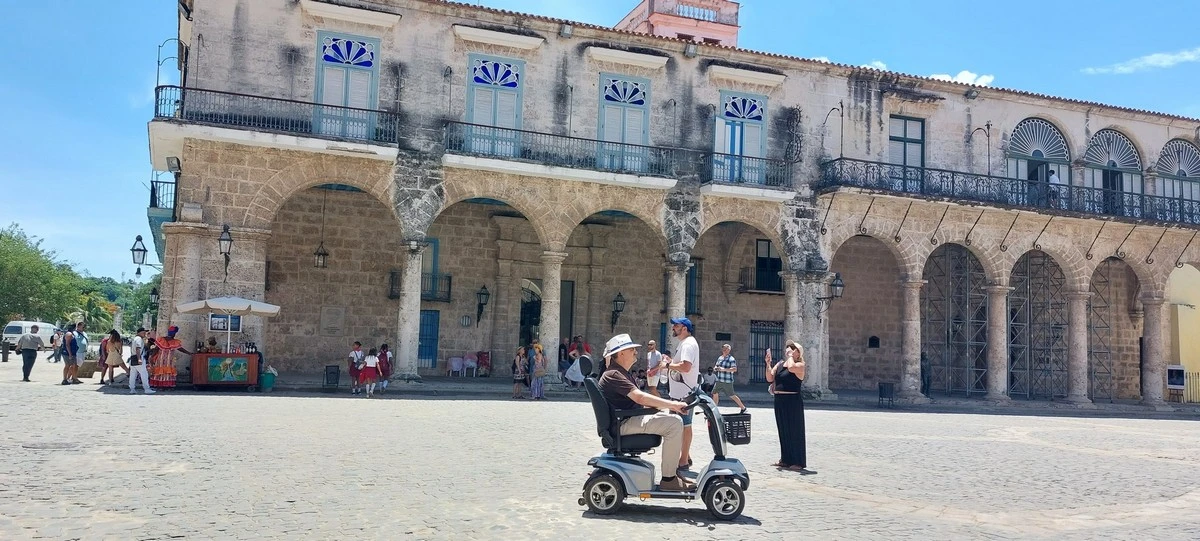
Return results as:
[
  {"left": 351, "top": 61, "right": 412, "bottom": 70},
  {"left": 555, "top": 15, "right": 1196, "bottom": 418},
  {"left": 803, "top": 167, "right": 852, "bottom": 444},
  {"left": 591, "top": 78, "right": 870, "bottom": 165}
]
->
[{"left": 596, "top": 333, "right": 695, "bottom": 492}]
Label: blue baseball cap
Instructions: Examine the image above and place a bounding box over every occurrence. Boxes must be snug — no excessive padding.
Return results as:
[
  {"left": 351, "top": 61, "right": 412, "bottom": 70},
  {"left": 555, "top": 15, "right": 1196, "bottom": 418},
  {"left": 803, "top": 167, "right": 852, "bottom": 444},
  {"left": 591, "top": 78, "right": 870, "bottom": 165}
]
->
[{"left": 669, "top": 317, "right": 694, "bottom": 333}]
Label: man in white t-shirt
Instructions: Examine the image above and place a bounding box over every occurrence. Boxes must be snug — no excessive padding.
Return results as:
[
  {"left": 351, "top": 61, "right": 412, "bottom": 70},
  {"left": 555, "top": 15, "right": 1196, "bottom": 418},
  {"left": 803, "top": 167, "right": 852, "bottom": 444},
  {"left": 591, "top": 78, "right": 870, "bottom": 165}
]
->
[
  {"left": 658, "top": 316, "right": 700, "bottom": 476},
  {"left": 128, "top": 327, "right": 154, "bottom": 394},
  {"left": 643, "top": 340, "right": 664, "bottom": 397}
]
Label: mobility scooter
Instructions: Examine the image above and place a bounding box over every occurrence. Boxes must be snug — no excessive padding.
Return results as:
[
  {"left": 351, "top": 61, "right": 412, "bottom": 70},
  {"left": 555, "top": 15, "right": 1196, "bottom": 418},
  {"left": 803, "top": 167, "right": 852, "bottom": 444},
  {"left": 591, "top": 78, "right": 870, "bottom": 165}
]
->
[{"left": 578, "top": 356, "right": 750, "bottom": 520}]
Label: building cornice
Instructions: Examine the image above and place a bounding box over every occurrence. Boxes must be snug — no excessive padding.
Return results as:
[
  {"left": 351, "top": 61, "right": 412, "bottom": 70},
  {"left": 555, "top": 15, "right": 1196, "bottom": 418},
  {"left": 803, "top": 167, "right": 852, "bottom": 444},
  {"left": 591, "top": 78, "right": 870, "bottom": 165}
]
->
[
  {"left": 708, "top": 65, "right": 786, "bottom": 88},
  {"left": 299, "top": 0, "right": 402, "bottom": 28},
  {"left": 452, "top": 25, "right": 545, "bottom": 50},
  {"left": 585, "top": 46, "right": 669, "bottom": 70}
]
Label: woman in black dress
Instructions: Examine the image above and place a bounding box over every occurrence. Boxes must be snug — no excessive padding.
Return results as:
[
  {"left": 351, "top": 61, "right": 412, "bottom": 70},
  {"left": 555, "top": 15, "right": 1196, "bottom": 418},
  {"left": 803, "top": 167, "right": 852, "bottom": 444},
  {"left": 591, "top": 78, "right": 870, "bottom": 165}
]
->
[{"left": 765, "top": 340, "right": 814, "bottom": 474}]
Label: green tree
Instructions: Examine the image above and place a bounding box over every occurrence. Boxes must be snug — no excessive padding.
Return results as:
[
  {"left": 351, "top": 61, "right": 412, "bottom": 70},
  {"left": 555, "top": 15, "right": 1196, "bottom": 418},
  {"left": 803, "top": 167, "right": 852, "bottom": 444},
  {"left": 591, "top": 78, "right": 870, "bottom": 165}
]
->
[
  {"left": 68, "top": 293, "right": 115, "bottom": 332},
  {"left": 125, "top": 273, "right": 162, "bottom": 328},
  {"left": 0, "top": 224, "right": 82, "bottom": 323}
]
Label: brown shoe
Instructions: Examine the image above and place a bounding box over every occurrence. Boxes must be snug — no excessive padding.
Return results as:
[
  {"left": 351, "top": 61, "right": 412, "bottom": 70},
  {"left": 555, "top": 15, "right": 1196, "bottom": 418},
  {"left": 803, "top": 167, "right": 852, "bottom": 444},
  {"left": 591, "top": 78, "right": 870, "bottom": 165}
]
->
[{"left": 659, "top": 477, "right": 696, "bottom": 492}]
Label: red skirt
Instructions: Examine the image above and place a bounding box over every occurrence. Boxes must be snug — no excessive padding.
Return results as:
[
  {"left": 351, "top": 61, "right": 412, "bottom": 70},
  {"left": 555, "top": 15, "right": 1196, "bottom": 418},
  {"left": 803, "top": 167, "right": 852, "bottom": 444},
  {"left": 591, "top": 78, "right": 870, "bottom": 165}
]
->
[{"left": 358, "top": 366, "right": 379, "bottom": 384}]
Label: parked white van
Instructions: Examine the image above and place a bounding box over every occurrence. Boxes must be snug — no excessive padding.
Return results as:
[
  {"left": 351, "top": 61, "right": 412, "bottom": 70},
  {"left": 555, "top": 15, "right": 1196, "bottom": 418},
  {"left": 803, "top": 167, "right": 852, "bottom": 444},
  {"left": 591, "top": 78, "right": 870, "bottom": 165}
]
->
[{"left": 2, "top": 321, "right": 59, "bottom": 350}]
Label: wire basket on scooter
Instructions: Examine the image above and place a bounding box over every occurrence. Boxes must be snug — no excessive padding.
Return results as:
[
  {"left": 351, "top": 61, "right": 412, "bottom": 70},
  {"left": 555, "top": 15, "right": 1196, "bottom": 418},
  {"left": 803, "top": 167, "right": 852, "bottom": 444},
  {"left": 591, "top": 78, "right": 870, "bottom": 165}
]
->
[{"left": 721, "top": 413, "right": 751, "bottom": 445}]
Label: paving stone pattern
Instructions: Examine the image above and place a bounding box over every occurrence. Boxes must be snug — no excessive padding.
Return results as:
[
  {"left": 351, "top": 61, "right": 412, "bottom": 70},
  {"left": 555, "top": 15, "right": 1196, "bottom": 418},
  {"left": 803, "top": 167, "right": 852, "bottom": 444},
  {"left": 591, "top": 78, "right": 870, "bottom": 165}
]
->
[{"left": 1, "top": 356, "right": 1198, "bottom": 540}]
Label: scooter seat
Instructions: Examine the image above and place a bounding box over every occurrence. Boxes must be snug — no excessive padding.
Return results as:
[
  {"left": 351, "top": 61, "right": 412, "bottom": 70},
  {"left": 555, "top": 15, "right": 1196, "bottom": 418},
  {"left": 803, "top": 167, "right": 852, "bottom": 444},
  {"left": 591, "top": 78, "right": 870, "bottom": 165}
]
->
[{"left": 615, "top": 434, "right": 662, "bottom": 454}]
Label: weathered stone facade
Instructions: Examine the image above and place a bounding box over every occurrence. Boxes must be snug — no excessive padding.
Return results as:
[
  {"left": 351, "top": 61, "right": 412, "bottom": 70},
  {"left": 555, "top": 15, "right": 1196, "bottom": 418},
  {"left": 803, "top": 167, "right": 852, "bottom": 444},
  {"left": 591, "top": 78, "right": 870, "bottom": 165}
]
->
[{"left": 148, "top": 0, "right": 1200, "bottom": 405}]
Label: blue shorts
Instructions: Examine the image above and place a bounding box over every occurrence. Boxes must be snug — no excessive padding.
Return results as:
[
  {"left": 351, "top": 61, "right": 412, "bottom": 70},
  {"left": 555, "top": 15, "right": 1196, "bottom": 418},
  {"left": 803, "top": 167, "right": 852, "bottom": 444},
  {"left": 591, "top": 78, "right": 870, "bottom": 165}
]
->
[{"left": 679, "top": 407, "right": 694, "bottom": 426}]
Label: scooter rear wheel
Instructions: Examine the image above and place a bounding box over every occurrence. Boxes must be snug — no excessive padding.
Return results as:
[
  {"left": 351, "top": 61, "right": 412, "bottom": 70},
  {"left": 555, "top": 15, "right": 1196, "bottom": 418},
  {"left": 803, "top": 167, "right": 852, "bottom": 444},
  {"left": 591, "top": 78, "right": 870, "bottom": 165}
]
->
[
  {"left": 583, "top": 473, "right": 625, "bottom": 515},
  {"left": 704, "top": 479, "right": 745, "bottom": 520}
]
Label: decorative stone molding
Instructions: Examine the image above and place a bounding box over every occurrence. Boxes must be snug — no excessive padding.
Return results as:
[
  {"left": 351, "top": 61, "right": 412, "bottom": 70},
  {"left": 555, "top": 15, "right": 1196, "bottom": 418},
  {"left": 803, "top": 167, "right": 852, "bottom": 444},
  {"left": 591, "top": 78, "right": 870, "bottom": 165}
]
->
[
  {"left": 708, "top": 65, "right": 786, "bottom": 88},
  {"left": 452, "top": 25, "right": 545, "bottom": 50},
  {"left": 299, "top": 0, "right": 401, "bottom": 28},
  {"left": 585, "top": 47, "right": 668, "bottom": 70}
]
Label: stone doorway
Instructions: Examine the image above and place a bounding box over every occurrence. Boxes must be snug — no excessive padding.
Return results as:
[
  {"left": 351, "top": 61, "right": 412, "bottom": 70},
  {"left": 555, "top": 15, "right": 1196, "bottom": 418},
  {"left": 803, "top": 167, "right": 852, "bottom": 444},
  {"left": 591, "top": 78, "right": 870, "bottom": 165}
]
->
[{"left": 519, "top": 279, "right": 541, "bottom": 349}]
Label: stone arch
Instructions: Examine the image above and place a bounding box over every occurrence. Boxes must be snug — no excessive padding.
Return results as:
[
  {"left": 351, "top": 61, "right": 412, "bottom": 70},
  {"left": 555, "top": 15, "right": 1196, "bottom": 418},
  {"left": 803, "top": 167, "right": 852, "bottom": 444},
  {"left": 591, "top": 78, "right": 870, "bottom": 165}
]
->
[
  {"left": 826, "top": 218, "right": 919, "bottom": 278},
  {"left": 1003, "top": 241, "right": 1089, "bottom": 293},
  {"left": 1086, "top": 256, "right": 1146, "bottom": 400},
  {"left": 1080, "top": 253, "right": 1159, "bottom": 297},
  {"left": 562, "top": 194, "right": 668, "bottom": 256},
  {"left": 921, "top": 242, "right": 991, "bottom": 396},
  {"left": 699, "top": 201, "right": 782, "bottom": 251},
  {"left": 912, "top": 240, "right": 1007, "bottom": 287},
  {"left": 828, "top": 234, "right": 906, "bottom": 392},
  {"left": 1007, "top": 248, "right": 1069, "bottom": 399},
  {"left": 709, "top": 221, "right": 789, "bottom": 291},
  {"left": 243, "top": 155, "right": 396, "bottom": 231},
  {"left": 439, "top": 183, "right": 555, "bottom": 251}
]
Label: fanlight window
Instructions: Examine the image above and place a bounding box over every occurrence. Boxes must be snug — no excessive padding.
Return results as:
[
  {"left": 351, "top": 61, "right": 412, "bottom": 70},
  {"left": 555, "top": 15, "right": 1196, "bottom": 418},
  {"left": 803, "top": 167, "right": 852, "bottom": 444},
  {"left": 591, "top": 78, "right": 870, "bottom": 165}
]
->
[
  {"left": 1084, "top": 129, "right": 1141, "bottom": 170},
  {"left": 1008, "top": 118, "right": 1069, "bottom": 161},
  {"left": 1157, "top": 139, "right": 1200, "bottom": 179}
]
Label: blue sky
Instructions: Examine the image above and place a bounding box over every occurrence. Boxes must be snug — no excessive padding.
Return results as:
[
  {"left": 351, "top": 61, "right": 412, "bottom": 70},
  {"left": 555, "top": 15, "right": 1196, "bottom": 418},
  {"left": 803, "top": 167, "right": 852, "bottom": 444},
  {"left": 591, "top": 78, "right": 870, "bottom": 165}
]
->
[{"left": 2, "top": 0, "right": 1198, "bottom": 281}]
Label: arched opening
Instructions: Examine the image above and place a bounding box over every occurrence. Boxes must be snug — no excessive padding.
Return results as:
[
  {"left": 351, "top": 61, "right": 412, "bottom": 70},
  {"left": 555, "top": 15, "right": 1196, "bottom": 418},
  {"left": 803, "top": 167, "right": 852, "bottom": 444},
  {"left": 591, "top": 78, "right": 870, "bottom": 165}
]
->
[
  {"left": 922, "top": 243, "right": 988, "bottom": 396},
  {"left": 1083, "top": 130, "right": 1143, "bottom": 217},
  {"left": 1154, "top": 139, "right": 1200, "bottom": 224},
  {"left": 1007, "top": 250, "right": 1067, "bottom": 399},
  {"left": 560, "top": 210, "right": 667, "bottom": 360},
  {"left": 1087, "top": 257, "right": 1143, "bottom": 401},
  {"left": 519, "top": 279, "right": 542, "bottom": 349},
  {"left": 425, "top": 198, "right": 538, "bottom": 375},
  {"left": 1007, "top": 118, "right": 1071, "bottom": 208},
  {"left": 264, "top": 184, "right": 405, "bottom": 372},
  {"left": 828, "top": 235, "right": 902, "bottom": 392},
  {"left": 691, "top": 221, "right": 787, "bottom": 383}
]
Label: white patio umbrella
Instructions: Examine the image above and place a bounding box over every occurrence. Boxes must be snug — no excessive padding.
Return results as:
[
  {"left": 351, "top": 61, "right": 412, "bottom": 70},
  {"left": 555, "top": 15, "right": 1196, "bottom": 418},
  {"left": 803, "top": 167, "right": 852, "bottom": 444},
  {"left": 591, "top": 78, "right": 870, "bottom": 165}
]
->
[{"left": 175, "top": 296, "right": 281, "bottom": 353}]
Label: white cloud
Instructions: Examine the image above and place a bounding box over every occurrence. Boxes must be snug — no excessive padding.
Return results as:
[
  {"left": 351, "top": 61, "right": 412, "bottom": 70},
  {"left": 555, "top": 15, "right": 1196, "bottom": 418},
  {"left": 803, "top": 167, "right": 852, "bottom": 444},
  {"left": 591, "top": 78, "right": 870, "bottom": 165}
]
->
[
  {"left": 1082, "top": 47, "right": 1200, "bottom": 75},
  {"left": 809, "top": 56, "right": 831, "bottom": 63},
  {"left": 930, "top": 70, "right": 995, "bottom": 86},
  {"left": 862, "top": 60, "right": 887, "bottom": 70}
]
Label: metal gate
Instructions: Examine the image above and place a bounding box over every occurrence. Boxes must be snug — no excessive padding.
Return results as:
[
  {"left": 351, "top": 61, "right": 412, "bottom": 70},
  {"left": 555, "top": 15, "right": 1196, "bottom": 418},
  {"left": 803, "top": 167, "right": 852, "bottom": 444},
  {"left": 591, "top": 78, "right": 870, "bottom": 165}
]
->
[
  {"left": 1088, "top": 259, "right": 1115, "bottom": 401},
  {"left": 418, "top": 310, "right": 440, "bottom": 368},
  {"left": 749, "top": 320, "right": 784, "bottom": 382},
  {"left": 922, "top": 244, "right": 989, "bottom": 396},
  {"left": 1008, "top": 251, "right": 1067, "bottom": 399}
]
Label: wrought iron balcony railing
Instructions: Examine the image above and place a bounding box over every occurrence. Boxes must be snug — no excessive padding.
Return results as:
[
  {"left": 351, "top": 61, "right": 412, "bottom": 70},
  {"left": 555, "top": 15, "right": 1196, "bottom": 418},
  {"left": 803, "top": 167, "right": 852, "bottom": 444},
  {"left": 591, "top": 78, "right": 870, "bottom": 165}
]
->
[
  {"left": 738, "top": 267, "right": 784, "bottom": 293},
  {"left": 421, "top": 272, "right": 452, "bottom": 302},
  {"left": 444, "top": 121, "right": 678, "bottom": 178},
  {"left": 150, "top": 179, "right": 175, "bottom": 210},
  {"left": 703, "top": 152, "right": 792, "bottom": 190},
  {"left": 656, "top": 0, "right": 739, "bottom": 25},
  {"left": 154, "top": 85, "right": 400, "bottom": 145},
  {"left": 819, "top": 157, "right": 1200, "bottom": 227}
]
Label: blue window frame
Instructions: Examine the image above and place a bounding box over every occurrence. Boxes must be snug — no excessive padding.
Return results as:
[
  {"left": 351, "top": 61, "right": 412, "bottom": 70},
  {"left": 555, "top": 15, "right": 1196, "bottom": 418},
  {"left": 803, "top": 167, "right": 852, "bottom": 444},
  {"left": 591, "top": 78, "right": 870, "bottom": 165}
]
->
[
  {"left": 714, "top": 90, "right": 768, "bottom": 182},
  {"left": 597, "top": 73, "right": 650, "bottom": 172},
  {"left": 418, "top": 310, "right": 440, "bottom": 368},
  {"left": 465, "top": 54, "right": 524, "bottom": 157},
  {"left": 315, "top": 31, "right": 380, "bottom": 139},
  {"left": 422, "top": 238, "right": 439, "bottom": 275}
]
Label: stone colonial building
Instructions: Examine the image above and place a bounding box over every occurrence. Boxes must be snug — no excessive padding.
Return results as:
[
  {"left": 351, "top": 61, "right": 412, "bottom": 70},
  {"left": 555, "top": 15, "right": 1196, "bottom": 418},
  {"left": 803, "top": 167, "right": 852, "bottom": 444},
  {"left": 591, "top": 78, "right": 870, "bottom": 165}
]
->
[{"left": 147, "top": 0, "right": 1200, "bottom": 405}]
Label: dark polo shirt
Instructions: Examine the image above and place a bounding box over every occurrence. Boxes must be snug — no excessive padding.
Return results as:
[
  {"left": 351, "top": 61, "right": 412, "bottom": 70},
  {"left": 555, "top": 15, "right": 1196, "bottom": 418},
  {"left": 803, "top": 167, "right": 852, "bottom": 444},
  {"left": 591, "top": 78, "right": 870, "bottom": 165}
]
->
[{"left": 598, "top": 363, "right": 639, "bottom": 411}]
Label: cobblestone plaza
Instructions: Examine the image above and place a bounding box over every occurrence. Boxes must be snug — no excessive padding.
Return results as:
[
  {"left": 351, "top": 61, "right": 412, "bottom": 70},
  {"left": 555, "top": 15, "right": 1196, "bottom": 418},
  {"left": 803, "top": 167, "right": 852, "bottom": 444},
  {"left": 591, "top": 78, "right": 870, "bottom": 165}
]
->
[{"left": 2, "top": 359, "right": 1198, "bottom": 540}]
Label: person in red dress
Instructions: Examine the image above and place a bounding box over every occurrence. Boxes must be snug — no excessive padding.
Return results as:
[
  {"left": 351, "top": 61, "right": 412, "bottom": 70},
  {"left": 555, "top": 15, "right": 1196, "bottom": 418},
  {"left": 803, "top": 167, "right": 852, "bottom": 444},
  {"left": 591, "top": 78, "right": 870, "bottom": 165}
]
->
[
  {"left": 347, "top": 342, "right": 364, "bottom": 395},
  {"left": 150, "top": 326, "right": 192, "bottom": 389},
  {"left": 358, "top": 348, "right": 380, "bottom": 398},
  {"left": 377, "top": 343, "right": 393, "bottom": 393}
]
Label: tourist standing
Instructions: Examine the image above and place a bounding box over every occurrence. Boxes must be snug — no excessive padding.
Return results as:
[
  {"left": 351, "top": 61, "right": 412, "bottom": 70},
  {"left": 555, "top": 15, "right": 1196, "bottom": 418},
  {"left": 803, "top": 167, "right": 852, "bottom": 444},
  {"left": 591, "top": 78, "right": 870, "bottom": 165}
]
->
[
  {"left": 661, "top": 316, "right": 700, "bottom": 476},
  {"left": 530, "top": 347, "right": 547, "bottom": 400},
  {"left": 101, "top": 330, "right": 129, "bottom": 386},
  {"left": 48, "top": 330, "right": 62, "bottom": 363},
  {"left": 764, "top": 341, "right": 813, "bottom": 474},
  {"left": 61, "top": 322, "right": 85, "bottom": 385},
  {"left": 712, "top": 343, "right": 747, "bottom": 413},
  {"left": 129, "top": 328, "right": 154, "bottom": 394},
  {"left": 511, "top": 346, "right": 527, "bottom": 399},
  {"left": 150, "top": 326, "right": 191, "bottom": 389},
  {"left": 643, "top": 340, "right": 664, "bottom": 397},
  {"left": 16, "top": 325, "right": 45, "bottom": 382},
  {"left": 558, "top": 337, "right": 570, "bottom": 382}
]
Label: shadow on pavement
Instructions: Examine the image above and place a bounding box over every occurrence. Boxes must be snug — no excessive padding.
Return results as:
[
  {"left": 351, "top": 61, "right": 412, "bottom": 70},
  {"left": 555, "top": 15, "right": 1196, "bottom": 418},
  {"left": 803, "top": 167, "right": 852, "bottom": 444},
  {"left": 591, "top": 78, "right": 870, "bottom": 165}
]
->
[{"left": 580, "top": 504, "right": 762, "bottom": 527}]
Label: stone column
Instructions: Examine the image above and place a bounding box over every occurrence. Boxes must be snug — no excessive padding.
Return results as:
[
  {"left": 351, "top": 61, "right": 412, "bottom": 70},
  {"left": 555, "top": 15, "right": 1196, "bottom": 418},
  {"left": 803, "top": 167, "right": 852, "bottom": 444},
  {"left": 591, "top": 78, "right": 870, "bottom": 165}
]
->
[
  {"left": 1140, "top": 296, "right": 1168, "bottom": 407},
  {"left": 779, "top": 271, "right": 802, "bottom": 386},
  {"left": 664, "top": 261, "right": 689, "bottom": 354},
  {"left": 1065, "top": 291, "right": 1092, "bottom": 404},
  {"left": 798, "top": 271, "right": 833, "bottom": 397},
  {"left": 985, "top": 285, "right": 1012, "bottom": 401},
  {"left": 490, "top": 259, "right": 513, "bottom": 357},
  {"left": 395, "top": 242, "right": 424, "bottom": 381},
  {"left": 899, "top": 279, "right": 929, "bottom": 402},
  {"left": 585, "top": 249, "right": 606, "bottom": 345},
  {"left": 160, "top": 218, "right": 207, "bottom": 352},
  {"left": 539, "top": 251, "right": 568, "bottom": 353}
]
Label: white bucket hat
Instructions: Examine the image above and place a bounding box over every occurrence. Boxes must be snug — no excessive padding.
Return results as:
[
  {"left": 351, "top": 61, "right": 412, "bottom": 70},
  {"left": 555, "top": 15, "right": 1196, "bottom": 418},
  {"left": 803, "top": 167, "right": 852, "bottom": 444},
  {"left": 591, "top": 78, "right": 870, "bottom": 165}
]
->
[{"left": 603, "top": 333, "right": 641, "bottom": 358}]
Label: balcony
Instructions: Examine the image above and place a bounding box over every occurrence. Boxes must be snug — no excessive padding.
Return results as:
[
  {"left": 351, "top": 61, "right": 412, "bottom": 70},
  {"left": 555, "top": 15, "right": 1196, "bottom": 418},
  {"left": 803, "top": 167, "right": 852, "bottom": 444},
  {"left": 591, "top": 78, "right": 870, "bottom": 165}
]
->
[
  {"left": 819, "top": 158, "right": 1200, "bottom": 227},
  {"left": 443, "top": 121, "right": 681, "bottom": 189},
  {"left": 655, "top": 0, "right": 739, "bottom": 26},
  {"left": 146, "top": 179, "right": 176, "bottom": 263},
  {"left": 700, "top": 152, "right": 794, "bottom": 201},
  {"left": 738, "top": 267, "right": 783, "bottom": 293},
  {"left": 150, "top": 179, "right": 175, "bottom": 210},
  {"left": 421, "top": 272, "right": 452, "bottom": 302},
  {"left": 154, "top": 85, "right": 400, "bottom": 144}
]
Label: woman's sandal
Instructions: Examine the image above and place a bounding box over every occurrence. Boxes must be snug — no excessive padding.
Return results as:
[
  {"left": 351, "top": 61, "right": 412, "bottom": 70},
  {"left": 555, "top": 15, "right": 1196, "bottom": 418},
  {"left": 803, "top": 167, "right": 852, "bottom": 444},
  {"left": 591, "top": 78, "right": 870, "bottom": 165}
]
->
[{"left": 772, "top": 461, "right": 790, "bottom": 468}]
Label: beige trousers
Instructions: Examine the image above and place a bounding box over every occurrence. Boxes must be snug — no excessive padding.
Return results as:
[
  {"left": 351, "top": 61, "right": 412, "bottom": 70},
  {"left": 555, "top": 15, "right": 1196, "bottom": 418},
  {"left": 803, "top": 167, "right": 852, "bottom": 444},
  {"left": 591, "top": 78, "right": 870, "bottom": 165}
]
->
[{"left": 619, "top": 411, "right": 683, "bottom": 477}]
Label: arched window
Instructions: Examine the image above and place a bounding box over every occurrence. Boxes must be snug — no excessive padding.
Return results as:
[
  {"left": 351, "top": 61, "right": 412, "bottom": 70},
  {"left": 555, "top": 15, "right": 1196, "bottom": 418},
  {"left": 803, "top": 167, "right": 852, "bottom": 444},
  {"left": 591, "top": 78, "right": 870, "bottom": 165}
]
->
[
  {"left": 1083, "top": 129, "right": 1143, "bottom": 217},
  {"left": 1006, "top": 118, "right": 1071, "bottom": 208},
  {"left": 1154, "top": 139, "right": 1200, "bottom": 224}
]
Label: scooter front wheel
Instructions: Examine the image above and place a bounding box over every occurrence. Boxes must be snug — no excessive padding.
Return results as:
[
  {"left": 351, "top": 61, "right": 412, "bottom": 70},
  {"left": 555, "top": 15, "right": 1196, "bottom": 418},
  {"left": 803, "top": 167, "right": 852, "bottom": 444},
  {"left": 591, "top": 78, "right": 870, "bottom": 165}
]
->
[
  {"left": 583, "top": 473, "right": 625, "bottom": 515},
  {"left": 704, "top": 479, "right": 745, "bottom": 520}
]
